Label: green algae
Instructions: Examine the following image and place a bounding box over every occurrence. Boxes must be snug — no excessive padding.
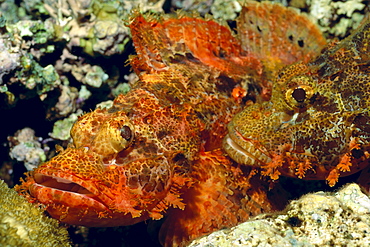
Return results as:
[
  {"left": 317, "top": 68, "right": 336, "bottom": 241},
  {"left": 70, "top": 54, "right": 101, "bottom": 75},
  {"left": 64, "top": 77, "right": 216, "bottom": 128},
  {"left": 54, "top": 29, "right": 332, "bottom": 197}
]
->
[
  {"left": 18, "top": 54, "right": 61, "bottom": 94},
  {"left": 50, "top": 112, "right": 79, "bottom": 141}
]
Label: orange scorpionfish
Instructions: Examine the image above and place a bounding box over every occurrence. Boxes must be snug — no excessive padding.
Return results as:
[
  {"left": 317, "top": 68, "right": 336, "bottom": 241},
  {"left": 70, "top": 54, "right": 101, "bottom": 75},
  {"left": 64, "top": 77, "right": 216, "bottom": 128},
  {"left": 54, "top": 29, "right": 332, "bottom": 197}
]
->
[
  {"left": 16, "top": 1, "right": 333, "bottom": 246},
  {"left": 224, "top": 12, "right": 370, "bottom": 187}
]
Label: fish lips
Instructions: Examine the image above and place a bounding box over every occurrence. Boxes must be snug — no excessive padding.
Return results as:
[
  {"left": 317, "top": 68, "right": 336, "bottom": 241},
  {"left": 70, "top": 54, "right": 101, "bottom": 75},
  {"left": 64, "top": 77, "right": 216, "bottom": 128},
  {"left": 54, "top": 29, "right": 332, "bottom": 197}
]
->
[
  {"left": 223, "top": 130, "right": 272, "bottom": 166},
  {"left": 29, "top": 171, "right": 146, "bottom": 227}
]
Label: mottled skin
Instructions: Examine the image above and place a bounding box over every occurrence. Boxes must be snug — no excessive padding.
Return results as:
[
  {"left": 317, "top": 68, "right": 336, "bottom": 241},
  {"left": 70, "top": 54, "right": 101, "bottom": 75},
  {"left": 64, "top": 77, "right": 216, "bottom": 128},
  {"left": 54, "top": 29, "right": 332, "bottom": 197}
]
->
[
  {"left": 16, "top": 2, "right": 328, "bottom": 246},
  {"left": 224, "top": 16, "right": 370, "bottom": 187}
]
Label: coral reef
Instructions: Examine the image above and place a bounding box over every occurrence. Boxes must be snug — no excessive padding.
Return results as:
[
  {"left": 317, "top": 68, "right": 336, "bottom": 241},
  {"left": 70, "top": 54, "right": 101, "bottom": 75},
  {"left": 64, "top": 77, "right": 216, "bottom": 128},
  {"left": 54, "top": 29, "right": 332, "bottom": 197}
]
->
[
  {"left": 0, "top": 30, "right": 61, "bottom": 106},
  {"left": 0, "top": 179, "right": 70, "bottom": 246},
  {"left": 189, "top": 183, "right": 370, "bottom": 246}
]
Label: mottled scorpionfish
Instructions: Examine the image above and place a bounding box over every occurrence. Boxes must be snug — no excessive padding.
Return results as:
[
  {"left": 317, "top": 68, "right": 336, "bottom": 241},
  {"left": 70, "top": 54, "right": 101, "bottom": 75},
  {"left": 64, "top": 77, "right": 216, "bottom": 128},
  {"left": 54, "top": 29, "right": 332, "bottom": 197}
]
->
[
  {"left": 224, "top": 12, "right": 370, "bottom": 187},
  {"left": 16, "top": 1, "right": 368, "bottom": 246}
]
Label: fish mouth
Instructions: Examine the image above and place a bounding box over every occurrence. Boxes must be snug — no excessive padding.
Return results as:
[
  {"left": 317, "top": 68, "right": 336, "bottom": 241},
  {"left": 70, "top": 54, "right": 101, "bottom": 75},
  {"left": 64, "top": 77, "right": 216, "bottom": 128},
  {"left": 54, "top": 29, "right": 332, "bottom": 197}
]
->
[
  {"left": 29, "top": 170, "right": 150, "bottom": 227},
  {"left": 29, "top": 171, "right": 117, "bottom": 226},
  {"left": 33, "top": 173, "right": 95, "bottom": 196},
  {"left": 30, "top": 171, "right": 108, "bottom": 208},
  {"left": 223, "top": 132, "right": 272, "bottom": 166}
]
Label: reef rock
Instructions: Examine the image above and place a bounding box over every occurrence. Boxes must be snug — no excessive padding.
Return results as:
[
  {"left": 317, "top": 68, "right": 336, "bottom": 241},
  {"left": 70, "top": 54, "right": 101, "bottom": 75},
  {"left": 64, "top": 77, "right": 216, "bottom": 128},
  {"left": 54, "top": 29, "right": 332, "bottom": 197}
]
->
[{"left": 189, "top": 183, "right": 370, "bottom": 246}]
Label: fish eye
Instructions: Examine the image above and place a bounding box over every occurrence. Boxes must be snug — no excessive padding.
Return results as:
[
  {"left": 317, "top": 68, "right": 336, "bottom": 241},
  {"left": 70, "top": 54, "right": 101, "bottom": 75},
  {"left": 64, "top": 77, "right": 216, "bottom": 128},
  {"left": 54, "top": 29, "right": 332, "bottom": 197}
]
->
[
  {"left": 113, "top": 120, "right": 135, "bottom": 152},
  {"left": 91, "top": 116, "right": 135, "bottom": 155},
  {"left": 281, "top": 74, "right": 316, "bottom": 109},
  {"left": 120, "top": 125, "right": 133, "bottom": 141},
  {"left": 292, "top": 87, "right": 306, "bottom": 103},
  {"left": 285, "top": 84, "right": 314, "bottom": 108}
]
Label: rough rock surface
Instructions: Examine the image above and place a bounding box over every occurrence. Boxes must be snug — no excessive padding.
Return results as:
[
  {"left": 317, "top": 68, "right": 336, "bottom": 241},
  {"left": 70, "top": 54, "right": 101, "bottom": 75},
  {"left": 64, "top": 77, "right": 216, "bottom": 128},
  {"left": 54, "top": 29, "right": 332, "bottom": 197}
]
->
[{"left": 189, "top": 183, "right": 370, "bottom": 247}]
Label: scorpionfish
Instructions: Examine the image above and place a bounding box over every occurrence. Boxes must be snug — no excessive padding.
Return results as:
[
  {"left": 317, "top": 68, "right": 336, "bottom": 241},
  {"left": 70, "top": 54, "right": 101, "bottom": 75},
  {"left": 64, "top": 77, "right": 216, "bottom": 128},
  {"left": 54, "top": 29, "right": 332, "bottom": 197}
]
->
[
  {"left": 16, "top": 2, "right": 328, "bottom": 246},
  {"left": 224, "top": 13, "right": 370, "bottom": 187}
]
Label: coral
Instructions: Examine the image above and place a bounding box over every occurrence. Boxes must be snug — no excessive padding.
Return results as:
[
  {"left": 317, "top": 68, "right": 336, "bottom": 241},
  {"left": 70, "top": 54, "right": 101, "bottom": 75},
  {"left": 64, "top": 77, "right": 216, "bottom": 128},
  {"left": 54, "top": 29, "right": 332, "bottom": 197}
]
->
[
  {"left": 71, "top": 64, "right": 108, "bottom": 88},
  {"left": 9, "top": 128, "right": 46, "bottom": 171},
  {"left": 53, "top": 84, "right": 79, "bottom": 117},
  {"left": 7, "top": 19, "right": 56, "bottom": 46},
  {"left": 0, "top": 179, "right": 70, "bottom": 246},
  {"left": 20, "top": 0, "right": 51, "bottom": 19},
  {"left": 17, "top": 54, "right": 61, "bottom": 94},
  {"left": 307, "top": 0, "right": 366, "bottom": 38},
  {"left": 0, "top": 41, "right": 20, "bottom": 85},
  {"left": 176, "top": 0, "right": 213, "bottom": 15},
  {"left": 78, "top": 85, "right": 92, "bottom": 100},
  {"left": 189, "top": 183, "right": 370, "bottom": 246},
  {"left": 112, "top": 82, "right": 131, "bottom": 97},
  {"left": 81, "top": 19, "right": 128, "bottom": 56},
  {"left": 0, "top": 0, "right": 22, "bottom": 24},
  {"left": 45, "top": 0, "right": 130, "bottom": 57},
  {"left": 211, "top": 0, "right": 241, "bottom": 20},
  {"left": 95, "top": 99, "right": 113, "bottom": 109},
  {"left": 50, "top": 110, "right": 82, "bottom": 141},
  {"left": 111, "top": 72, "right": 136, "bottom": 97},
  {"left": 0, "top": 33, "right": 61, "bottom": 100}
]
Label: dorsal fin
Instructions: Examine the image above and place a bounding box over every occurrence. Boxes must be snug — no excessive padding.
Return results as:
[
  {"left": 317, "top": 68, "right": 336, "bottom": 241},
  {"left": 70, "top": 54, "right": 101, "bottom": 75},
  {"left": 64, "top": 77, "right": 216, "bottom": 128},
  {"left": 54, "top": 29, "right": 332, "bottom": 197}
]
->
[
  {"left": 129, "top": 12, "right": 262, "bottom": 78},
  {"left": 237, "top": 1, "right": 327, "bottom": 69}
]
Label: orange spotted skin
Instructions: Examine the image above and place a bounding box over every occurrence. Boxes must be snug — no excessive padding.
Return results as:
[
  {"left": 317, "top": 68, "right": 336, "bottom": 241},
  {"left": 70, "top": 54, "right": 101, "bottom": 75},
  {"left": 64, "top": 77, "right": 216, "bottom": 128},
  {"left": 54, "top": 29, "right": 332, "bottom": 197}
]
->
[
  {"left": 16, "top": 2, "right": 329, "bottom": 246},
  {"left": 224, "top": 16, "right": 370, "bottom": 187}
]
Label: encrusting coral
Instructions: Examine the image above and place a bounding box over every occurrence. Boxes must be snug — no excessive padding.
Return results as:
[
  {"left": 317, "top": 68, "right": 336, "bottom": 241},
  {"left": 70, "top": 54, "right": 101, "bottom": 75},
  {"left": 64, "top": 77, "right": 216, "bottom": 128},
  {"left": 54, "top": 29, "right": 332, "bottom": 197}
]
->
[{"left": 0, "top": 179, "right": 70, "bottom": 247}]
